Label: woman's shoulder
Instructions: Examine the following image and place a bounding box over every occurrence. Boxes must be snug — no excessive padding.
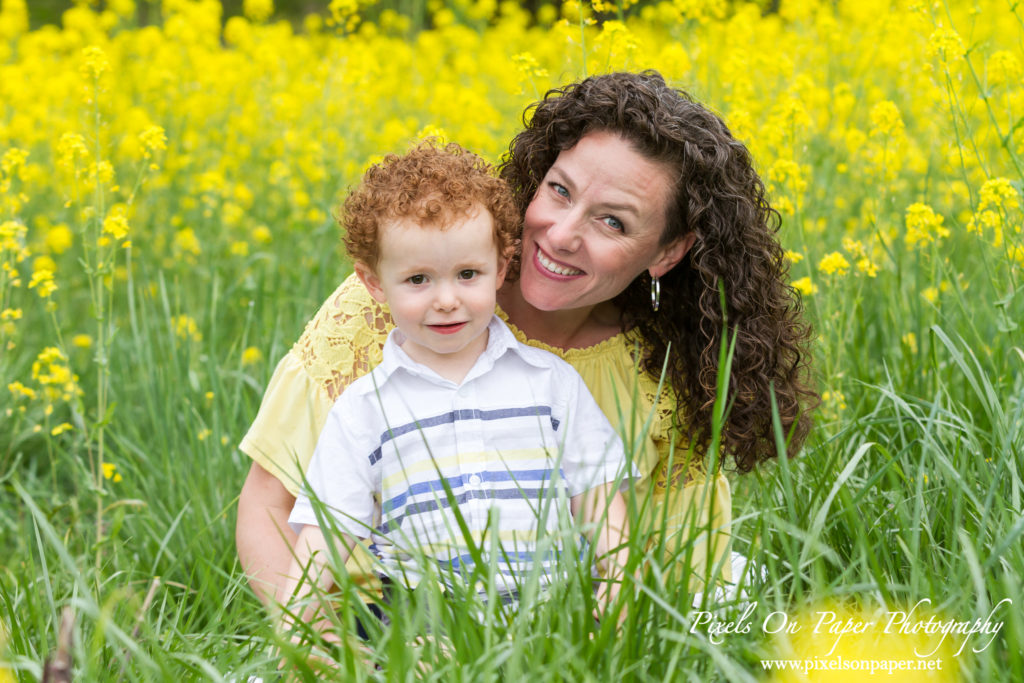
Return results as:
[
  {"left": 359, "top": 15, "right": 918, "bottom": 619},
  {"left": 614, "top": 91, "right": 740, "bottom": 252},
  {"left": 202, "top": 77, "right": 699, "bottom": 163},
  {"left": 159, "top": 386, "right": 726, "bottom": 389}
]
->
[
  {"left": 497, "top": 308, "right": 674, "bottom": 420},
  {"left": 291, "top": 272, "right": 394, "bottom": 401}
]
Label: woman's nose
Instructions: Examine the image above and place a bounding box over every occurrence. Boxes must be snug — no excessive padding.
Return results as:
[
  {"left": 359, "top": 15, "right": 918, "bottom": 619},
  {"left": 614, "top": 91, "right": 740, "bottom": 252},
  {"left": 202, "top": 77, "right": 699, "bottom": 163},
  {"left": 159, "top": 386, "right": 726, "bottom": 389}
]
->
[{"left": 546, "top": 211, "right": 583, "bottom": 253}]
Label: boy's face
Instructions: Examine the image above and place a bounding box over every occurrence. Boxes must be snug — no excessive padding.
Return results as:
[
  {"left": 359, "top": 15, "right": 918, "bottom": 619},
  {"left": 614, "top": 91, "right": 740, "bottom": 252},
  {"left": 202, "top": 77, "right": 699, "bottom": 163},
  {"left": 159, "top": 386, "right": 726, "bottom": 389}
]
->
[{"left": 356, "top": 207, "right": 509, "bottom": 371}]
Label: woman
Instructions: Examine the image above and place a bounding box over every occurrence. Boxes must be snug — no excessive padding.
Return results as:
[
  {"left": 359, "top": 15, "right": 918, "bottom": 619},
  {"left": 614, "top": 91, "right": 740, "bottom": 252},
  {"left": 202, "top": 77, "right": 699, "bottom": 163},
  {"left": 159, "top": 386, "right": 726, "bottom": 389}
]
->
[{"left": 236, "top": 70, "right": 817, "bottom": 604}]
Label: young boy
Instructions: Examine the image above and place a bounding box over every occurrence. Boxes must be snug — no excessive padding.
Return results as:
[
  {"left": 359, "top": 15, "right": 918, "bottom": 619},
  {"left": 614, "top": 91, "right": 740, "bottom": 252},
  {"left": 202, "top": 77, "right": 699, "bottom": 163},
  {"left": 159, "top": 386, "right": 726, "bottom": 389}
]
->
[{"left": 277, "top": 142, "right": 633, "bottom": 634}]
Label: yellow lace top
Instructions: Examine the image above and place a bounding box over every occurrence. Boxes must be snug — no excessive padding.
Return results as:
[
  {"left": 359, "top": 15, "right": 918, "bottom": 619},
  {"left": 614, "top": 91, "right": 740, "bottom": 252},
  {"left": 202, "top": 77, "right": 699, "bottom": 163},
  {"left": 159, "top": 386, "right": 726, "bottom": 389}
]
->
[{"left": 240, "top": 273, "right": 731, "bottom": 584}]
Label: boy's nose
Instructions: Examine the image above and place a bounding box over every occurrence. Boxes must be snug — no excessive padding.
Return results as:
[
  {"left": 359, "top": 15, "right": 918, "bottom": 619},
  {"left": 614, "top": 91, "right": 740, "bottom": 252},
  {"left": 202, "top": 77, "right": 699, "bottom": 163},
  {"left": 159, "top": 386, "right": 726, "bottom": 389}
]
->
[{"left": 433, "top": 283, "right": 458, "bottom": 311}]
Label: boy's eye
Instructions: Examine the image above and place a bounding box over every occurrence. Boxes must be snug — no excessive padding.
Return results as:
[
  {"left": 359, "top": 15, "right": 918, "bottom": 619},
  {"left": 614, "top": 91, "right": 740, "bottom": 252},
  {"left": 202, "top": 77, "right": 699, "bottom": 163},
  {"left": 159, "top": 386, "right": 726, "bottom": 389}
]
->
[
  {"left": 407, "top": 274, "right": 426, "bottom": 285},
  {"left": 458, "top": 269, "right": 477, "bottom": 280}
]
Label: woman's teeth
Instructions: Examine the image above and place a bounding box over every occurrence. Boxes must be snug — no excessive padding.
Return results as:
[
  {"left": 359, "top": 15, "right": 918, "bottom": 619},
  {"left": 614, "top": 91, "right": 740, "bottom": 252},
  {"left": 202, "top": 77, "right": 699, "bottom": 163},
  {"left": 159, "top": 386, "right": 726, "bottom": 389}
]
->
[{"left": 537, "top": 249, "right": 583, "bottom": 276}]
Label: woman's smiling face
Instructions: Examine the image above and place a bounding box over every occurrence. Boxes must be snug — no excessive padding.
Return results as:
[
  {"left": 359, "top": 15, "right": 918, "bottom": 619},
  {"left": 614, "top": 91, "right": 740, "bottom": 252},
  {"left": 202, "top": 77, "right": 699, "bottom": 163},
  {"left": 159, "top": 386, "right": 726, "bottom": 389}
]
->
[{"left": 519, "top": 130, "right": 692, "bottom": 313}]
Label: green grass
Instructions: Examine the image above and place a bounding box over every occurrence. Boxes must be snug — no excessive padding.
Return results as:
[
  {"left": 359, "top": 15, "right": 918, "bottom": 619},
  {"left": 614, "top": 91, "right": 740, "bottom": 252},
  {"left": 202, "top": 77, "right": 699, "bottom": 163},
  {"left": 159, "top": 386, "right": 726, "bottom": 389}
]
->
[
  {"left": 3, "top": 1, "right": 1024, "bottom": 679},
  {"left": 2, "top": 273, "right": 1022, "bottom": 679}
]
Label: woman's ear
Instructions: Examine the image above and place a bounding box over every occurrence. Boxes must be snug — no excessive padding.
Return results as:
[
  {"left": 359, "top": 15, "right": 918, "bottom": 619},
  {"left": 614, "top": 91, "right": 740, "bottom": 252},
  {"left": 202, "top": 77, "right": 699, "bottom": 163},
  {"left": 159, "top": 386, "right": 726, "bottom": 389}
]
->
[
  {"left": 354, "top": 261, "right": 387, "bottom": 304},
  {"left": 649, "top": 232, "right": 697, "bottom": 279}
]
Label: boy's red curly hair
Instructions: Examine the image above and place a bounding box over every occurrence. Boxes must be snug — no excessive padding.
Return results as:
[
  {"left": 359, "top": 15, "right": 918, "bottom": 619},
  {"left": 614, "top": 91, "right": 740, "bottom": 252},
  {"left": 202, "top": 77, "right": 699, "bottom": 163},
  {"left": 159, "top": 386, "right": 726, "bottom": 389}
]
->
[{"left": 341, "top": 140, "right": 520, "bottom": 269}]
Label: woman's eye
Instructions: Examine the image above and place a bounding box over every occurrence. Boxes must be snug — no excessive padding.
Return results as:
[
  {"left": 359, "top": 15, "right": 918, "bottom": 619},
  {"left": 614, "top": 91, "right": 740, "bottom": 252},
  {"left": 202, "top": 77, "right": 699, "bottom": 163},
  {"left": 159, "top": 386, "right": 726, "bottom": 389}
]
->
[
  {"left": 407, "top": 274, "right": 426, "bottom": 285},
  {"left": 603, "top": 216, "right": 625, "bottom": 231},
  {"left": 458, "top": 269, "right": 477, "bottom": 280},
  {"left": 550, "top": 182, "right": 569, "bottom": 198}
]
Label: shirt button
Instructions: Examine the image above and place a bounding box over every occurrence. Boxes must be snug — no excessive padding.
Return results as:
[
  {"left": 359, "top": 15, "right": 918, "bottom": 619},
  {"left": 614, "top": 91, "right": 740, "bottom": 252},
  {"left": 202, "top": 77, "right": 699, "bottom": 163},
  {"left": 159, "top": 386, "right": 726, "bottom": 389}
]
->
[{"left": 468, "top": 474, "right": 482, "bottom": 486}]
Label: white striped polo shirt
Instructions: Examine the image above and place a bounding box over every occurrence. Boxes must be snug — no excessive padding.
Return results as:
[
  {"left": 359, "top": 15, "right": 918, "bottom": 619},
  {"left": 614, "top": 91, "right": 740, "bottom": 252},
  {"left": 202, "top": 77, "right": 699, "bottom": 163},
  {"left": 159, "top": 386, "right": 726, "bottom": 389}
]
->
[{"left": 290, "top": 316, "right": 631, "bottom": 594}]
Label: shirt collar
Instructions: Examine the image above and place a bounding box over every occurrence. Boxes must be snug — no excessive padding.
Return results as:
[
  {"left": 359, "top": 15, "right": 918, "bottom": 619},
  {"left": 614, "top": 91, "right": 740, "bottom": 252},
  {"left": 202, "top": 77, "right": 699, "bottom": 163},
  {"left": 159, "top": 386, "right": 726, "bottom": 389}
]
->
[{"left": 371, "top": 315, "right": 545, "bottom": 389}]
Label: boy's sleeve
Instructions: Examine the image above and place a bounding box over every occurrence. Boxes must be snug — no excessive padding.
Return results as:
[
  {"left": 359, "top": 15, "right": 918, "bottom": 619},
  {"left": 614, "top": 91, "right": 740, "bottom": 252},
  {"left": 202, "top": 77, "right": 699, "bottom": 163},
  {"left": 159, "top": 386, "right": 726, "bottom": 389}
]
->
[
  {"left": 289, "top": 388, "right": 377, "bottom": 539},
  {"left": 556, "top": 363, "right": 638, "bottom": 496}
]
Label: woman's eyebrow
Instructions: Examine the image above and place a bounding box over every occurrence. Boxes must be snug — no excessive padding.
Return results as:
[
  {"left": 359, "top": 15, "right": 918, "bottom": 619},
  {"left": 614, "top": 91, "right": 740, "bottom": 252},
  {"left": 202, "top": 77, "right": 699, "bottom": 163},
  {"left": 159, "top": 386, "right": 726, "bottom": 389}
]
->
[
  {"left": 547, "top": 164, "right": 574, "bottom": 189},
  {"left": 600, "top": 200, "right": 641, "bottom": 217},
  {"left": 548, "top": 164, "right": 642, "bottom": 216}
]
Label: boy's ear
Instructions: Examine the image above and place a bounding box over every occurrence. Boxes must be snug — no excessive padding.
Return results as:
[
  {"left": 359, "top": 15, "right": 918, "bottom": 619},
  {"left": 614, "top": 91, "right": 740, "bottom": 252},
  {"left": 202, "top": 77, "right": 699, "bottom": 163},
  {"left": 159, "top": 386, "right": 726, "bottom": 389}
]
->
[
  {"left": 495, "top": 248, "right": 513, "bottom": 288},
  {"left": 354, "top": 261, "right": 387, "bottom": 304}
]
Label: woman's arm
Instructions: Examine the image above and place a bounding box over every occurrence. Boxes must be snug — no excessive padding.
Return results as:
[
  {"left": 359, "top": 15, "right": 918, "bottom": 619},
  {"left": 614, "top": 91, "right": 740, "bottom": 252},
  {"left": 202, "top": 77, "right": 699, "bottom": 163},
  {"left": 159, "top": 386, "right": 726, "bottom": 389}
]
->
[{"left": 237, "top": 462, "right": 299, "bottom": 605}]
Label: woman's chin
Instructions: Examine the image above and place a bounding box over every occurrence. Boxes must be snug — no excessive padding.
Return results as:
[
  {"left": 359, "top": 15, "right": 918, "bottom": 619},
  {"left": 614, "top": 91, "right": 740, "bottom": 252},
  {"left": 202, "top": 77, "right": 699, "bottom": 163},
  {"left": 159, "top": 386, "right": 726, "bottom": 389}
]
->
[{"left": 520, "top": 278, "right": 593, "bottom": 313}]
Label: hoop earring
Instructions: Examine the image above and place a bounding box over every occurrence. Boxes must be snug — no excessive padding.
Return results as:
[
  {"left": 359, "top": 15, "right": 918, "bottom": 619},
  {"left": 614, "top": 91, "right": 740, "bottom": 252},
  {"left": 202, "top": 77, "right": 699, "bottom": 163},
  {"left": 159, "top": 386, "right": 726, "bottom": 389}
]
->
[{"left": 650, "top": 275, "right": 661, "bottom": 313}]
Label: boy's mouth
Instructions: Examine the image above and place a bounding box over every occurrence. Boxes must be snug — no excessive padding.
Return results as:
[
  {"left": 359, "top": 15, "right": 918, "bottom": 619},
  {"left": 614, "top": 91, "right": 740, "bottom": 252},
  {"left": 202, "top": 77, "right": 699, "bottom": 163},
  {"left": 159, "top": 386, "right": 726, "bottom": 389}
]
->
[{"left": 427, "top": 322, "right": 467, "bottom": 335}]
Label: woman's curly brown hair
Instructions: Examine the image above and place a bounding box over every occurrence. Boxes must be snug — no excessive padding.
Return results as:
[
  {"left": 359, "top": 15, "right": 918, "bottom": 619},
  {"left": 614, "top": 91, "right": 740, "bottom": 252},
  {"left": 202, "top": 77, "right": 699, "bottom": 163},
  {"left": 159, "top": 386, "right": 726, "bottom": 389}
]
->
[
  {"left": 499, "top": 71, "right": 818, "bottom": 472},
  {"left": 342, "top": 140, "right": 519, "bottom": 268}
]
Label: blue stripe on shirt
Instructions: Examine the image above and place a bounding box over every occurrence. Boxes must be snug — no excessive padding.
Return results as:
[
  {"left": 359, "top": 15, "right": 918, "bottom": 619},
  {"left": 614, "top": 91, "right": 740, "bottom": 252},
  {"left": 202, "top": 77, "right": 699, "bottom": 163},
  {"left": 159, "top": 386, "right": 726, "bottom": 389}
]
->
[
  {"left": 368, "top": 406, "right": 558, "bottom": 465},
  {"left": 381, "top": 468, "right": 559, "bottom": 513},
  {"left": 378, "top": 486, "right": 556, "bottom": 534}
]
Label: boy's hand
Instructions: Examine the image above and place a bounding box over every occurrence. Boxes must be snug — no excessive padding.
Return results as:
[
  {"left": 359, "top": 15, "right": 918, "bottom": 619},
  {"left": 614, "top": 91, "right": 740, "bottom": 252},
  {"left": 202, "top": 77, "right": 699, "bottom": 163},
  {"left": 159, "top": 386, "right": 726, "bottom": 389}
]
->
[{"left": 573, "top": 483, "right": 633, "bottom": 628}]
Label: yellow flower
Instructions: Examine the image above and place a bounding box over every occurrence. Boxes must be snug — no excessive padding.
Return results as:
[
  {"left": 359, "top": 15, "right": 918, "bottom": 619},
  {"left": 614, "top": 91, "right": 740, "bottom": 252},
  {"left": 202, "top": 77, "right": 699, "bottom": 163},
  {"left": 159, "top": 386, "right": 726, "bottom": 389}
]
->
[
  {"left": 198, "top": 428, "right": 212, "bottom": 441},
  {"left": 229, "top": 240, "right": 249, "bottom": 256},
  {"left": 987, "top": 50, "right": 1023, "bottom": 87},
  {"left": 241, "top": 346, "right": 263, "bottom": 366},
  {"left": 7, "top": 381, "right": 36, "bottom": 400},
  {"left": 103, "top": 205, "right": 131, "bottom": 241},
  {"left": 926, "top": 27, "right": 965, "bottom": 64},
  {"left": 139, "top": 125, "right": 168, "bottom": 156},
  {"left": 51, "top": 422, "right": 73, "bottom": 436},
  {"left": 0, "top": 148, "right": 27, "bottom": 194},
  {"left": 784, "top": 250, "right": 804, "bottom": 264},
  {"left": 174, "top": 228, "right": 202, "bottom": 256},
  {"left": 89, "top": 160, "right": 116, "bottom": 188},
  {"left": 252, "top": 225, "right": 272, "bottom": 244},
  {"left": 72, "top": 334, "right": 93, "bottom": 349},
  {"left": 818, "top": 252, "right": 850, "bottom": 276},
  {"left": 0, "top": 619, "right": 14, "bottom": 683},
  {"left": 967, "top": 178, "right": 1020, "bottom": 245},
  {"left": 869, "top": 101, "right": 904, "bottom": 138},
  {"left": 0, "top": 308, "right": 22, "bottom": 321},
  {"left": 327, "top": 0, "right": 360, "bottom": 31},
  {"left": 101, "top": 462, "right": 123, "bottom": 483},
  {"left": 904, "top": 203, "right": 949, "bottom": 248},
  {"left": 28, "top": 263, "right": 57, "bottom": 298},
  {"left": 79, "top": 45, "right": 110, "bottom": 81},
  {"left": 45, "top": 224, "right": 73, "bottom": 254},
  {"left": 171, "top": 314, "right": 202, "bottom": 342},
  {"left": 856, "top": 258, "right": 879, "bottom": 277},
  {"left": 821, "top": 390, "right": 847, "bottom": 410},
  {"left": 244, "top": 0, "right": 274, "bottom": 22},
  {"left": 922, "top": 286, "right": 939, "bottom": 303},
  {"left": 767, "top": 600, "right": 955, "bottom": 682},
  {"left": 902, "top": 332, "right": 918, "bottom": 353},
  {"left": 978, "top": 178, "right": 1020, "bottom": 211},
  {"left": 791, "top": 276, "right": 817, "bottom": 296}
]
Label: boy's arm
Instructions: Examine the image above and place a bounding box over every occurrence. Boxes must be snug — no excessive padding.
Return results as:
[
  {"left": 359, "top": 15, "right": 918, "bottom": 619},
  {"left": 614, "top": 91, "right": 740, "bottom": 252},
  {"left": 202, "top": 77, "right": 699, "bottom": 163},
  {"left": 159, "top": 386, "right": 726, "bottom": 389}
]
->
[
  {"left": 572, "top": 483, "right": 631, "bottom": 621},
  {"left": 276, "top": 524, "right": 356, "bottom": 633}
]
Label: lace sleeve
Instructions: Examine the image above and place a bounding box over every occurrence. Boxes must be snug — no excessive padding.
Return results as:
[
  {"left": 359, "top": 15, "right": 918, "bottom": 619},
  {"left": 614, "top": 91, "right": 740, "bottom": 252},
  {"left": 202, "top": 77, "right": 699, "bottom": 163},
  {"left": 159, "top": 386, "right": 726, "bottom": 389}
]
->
[
  {"left": 643, "top": 377, "right": 707, "bottom": 492},
  {"left": 292, "top": 272, "right": 394, "bottom": 401},
  {"left": 641, "top": 376, "right": 732, "bottom": 589},
  {"left": 239, "top": 273, "right": 394, "bottom": 494}
]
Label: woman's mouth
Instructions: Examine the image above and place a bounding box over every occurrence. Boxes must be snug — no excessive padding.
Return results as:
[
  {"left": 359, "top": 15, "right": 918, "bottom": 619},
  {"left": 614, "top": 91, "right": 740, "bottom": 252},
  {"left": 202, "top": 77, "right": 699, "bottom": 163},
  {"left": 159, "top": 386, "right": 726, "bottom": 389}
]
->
[
  {"left": 428, "top": 322, "right": 467, "bottom": 335},
  {"left": 535, "top": 246, "right": 584, "bottom": 277}
]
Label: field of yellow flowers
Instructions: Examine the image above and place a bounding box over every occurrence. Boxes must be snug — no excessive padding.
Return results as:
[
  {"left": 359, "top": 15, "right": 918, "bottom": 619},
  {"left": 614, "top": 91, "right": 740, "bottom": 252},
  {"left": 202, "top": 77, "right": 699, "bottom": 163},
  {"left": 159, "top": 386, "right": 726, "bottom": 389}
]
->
[{"left": 1, "top": 0, "right": 1022, "bottom": 680}]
